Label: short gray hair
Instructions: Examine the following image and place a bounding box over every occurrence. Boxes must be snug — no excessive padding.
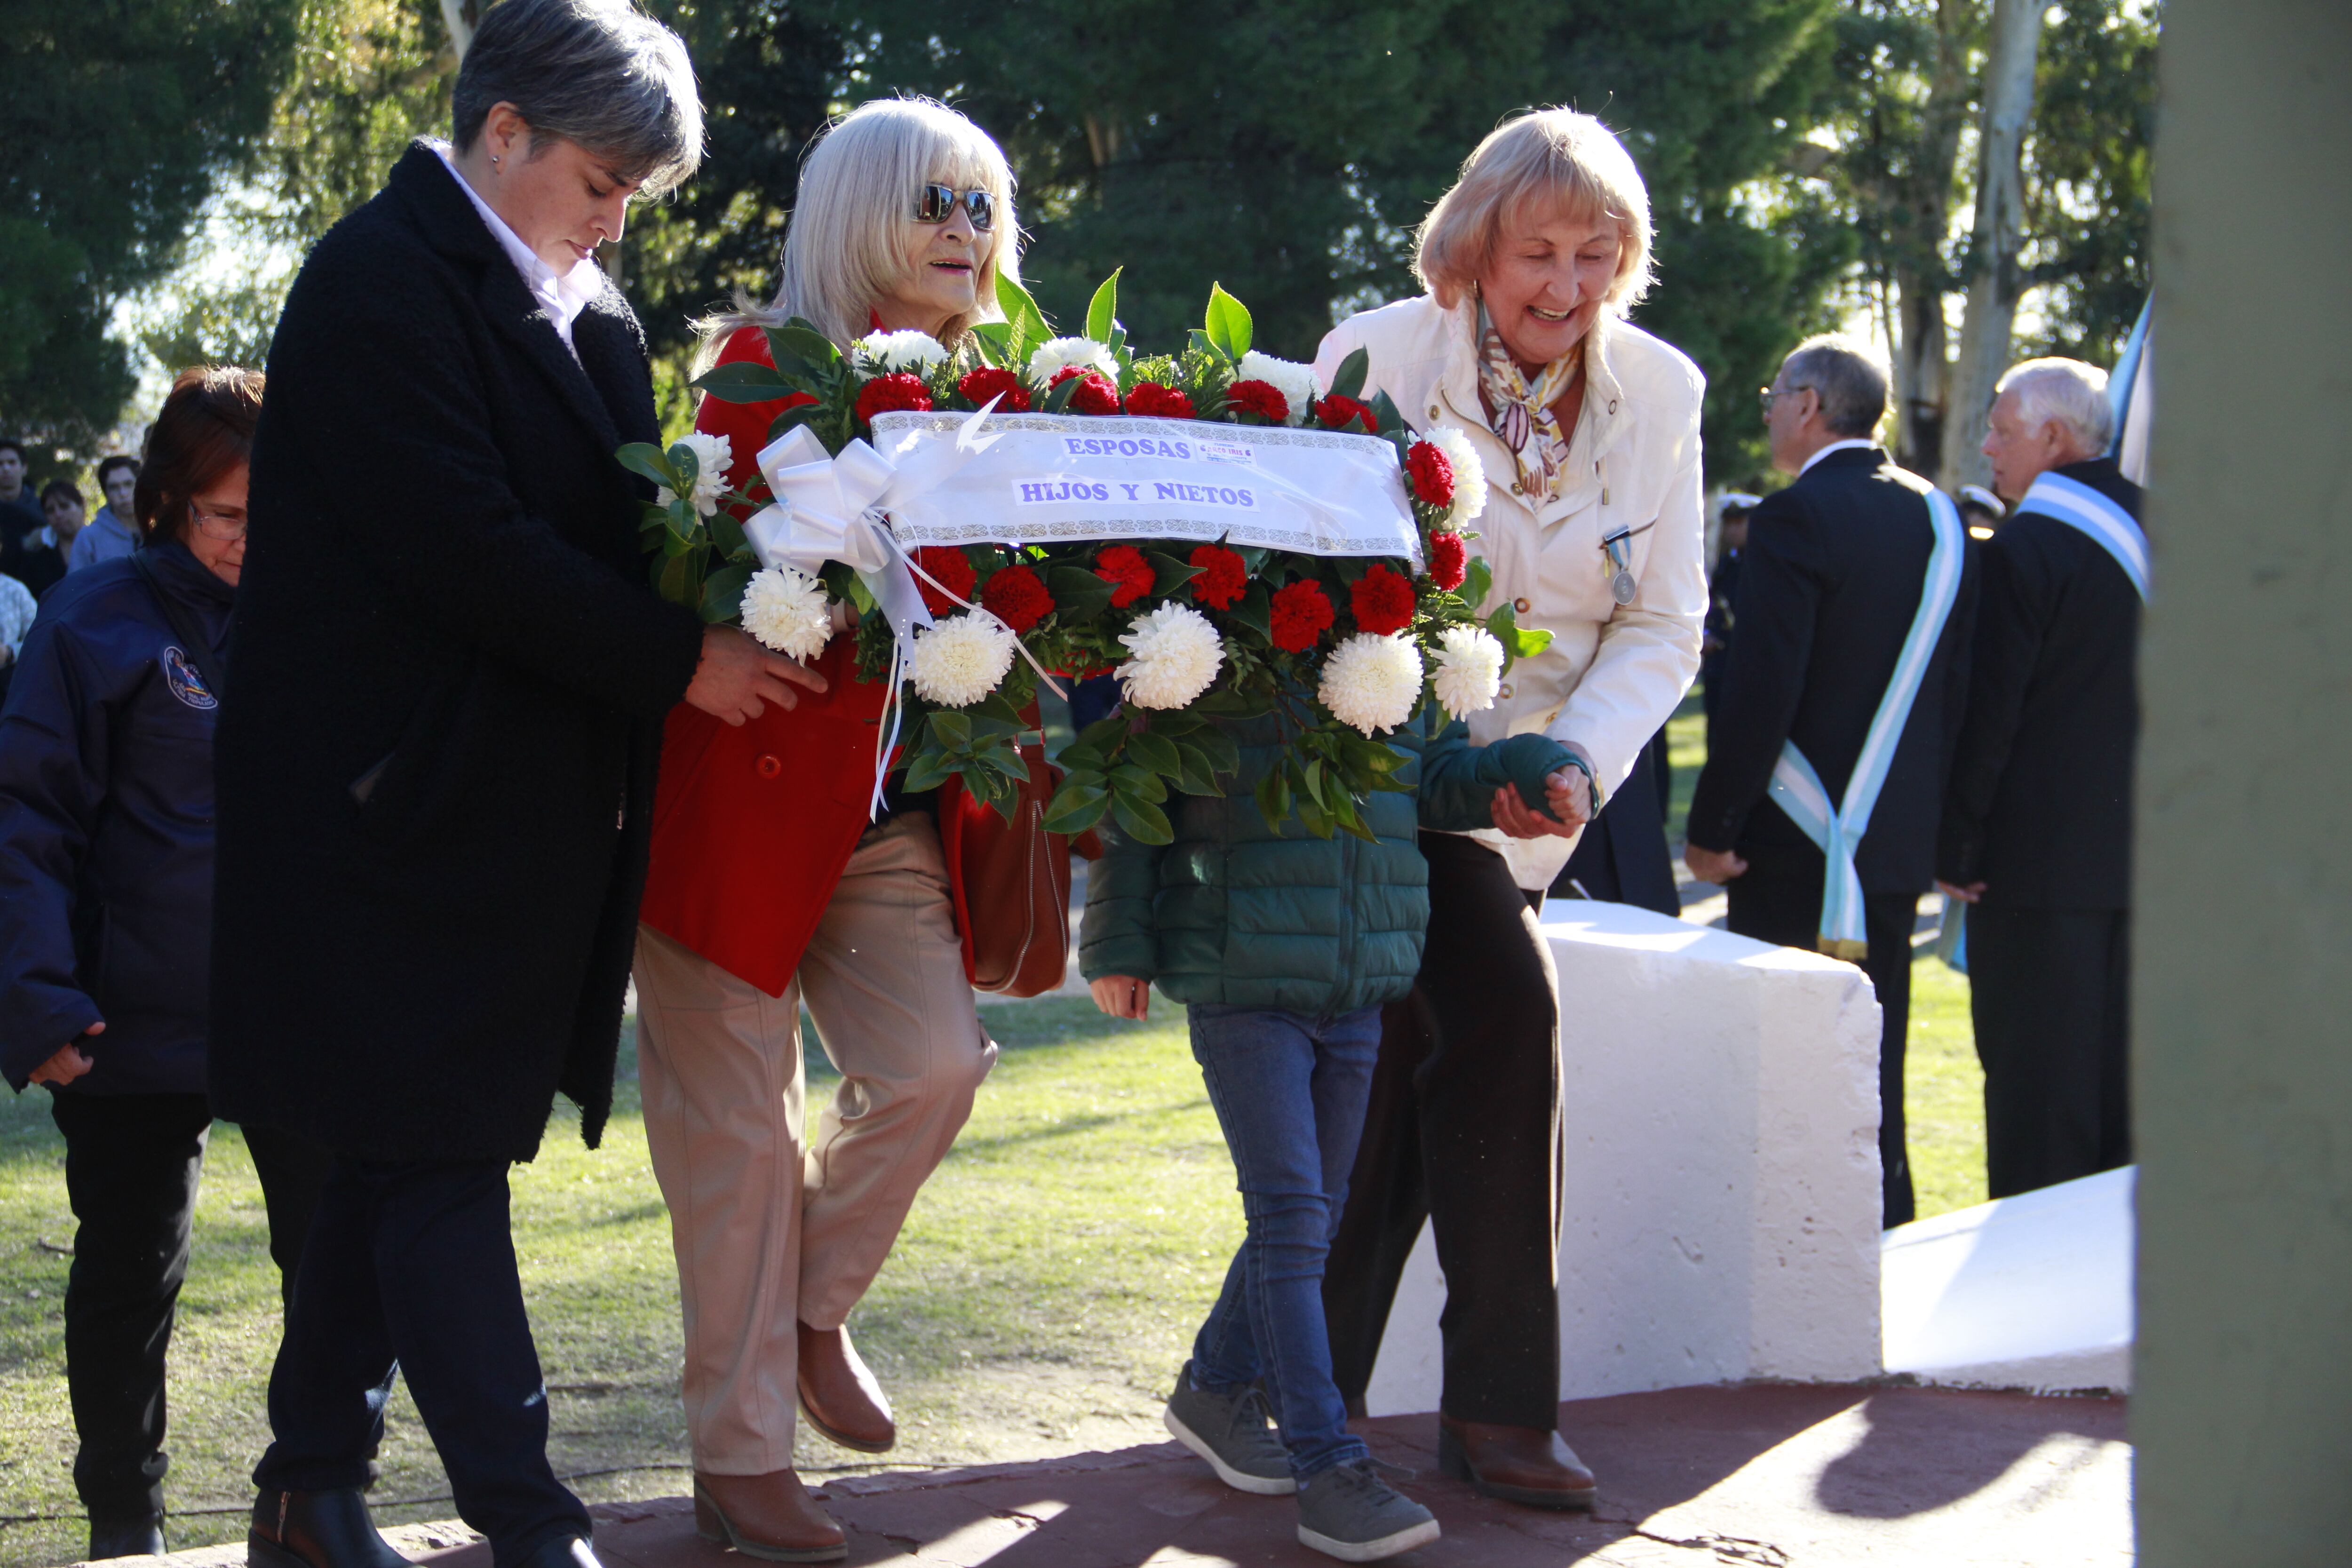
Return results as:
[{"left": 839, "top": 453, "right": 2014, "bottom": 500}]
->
[
  {"left": 1780, "top": 333, "right": 1889, "bottom": 438},
  {"left": 1996, "top": 357, "right": 2113, "bottom": 455},
  {"left": 453, "top": 0, "right": 703, "bottom": 198}
]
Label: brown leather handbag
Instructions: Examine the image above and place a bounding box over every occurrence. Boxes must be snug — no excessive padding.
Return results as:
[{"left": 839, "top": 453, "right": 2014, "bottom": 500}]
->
[{"left": 937, "top": 721, "right": 1102, "bottom": 998}]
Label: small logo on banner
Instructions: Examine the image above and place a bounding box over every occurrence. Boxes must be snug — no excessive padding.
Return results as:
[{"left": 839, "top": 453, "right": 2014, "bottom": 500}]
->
[{"left": 161, "top": 646, "right": 217, "bottom": 711}]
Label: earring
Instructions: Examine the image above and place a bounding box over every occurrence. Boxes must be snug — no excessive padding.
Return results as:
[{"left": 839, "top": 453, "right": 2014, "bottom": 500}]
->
[{"left": 491, "top": 154, "right": 501, "bottom": 168}]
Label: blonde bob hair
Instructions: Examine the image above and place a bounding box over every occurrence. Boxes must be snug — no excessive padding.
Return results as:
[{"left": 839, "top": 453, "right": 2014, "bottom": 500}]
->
[
  {"left": 1414, "top": 108, "right": 1655, "bottom": 315},
  {"left": 710, "top": 97, "right": 1021, "bottom": 357}
]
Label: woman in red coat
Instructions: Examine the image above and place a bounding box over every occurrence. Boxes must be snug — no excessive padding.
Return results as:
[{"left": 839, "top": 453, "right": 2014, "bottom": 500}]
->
[{"left": 630, "top": 98, "right": 1018, "bottom": 1561}]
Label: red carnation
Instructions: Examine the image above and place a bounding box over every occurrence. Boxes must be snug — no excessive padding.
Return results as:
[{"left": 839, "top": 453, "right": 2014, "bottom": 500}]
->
[
  {"left": 855, "top": 371, "right": 933, "bottom": 427},
  {"left": 1094, "top": 543, "right": 1157, "bottom": 608},
  {"left": 1426, "top": 530, "right": 1468, "bottom": 593},
  {"left": 1049, "top": 366, "right": 1122, "bottom": 416},
  {"left": 1351, "top": 562, "right": 1418, "bottom": 636},
  {"left": 1269, "top": 579, "right": 1335, "bottom": 652},
  {"left": 913, "top": 546, "right": 977, "bottom": 615},
  {"left": 980, "top": 562, "right": 1054, "bottom": 633},
  {"left": 1125, "top": 382, "right": 1197, "bottom": 420},
  {"left": 956, "top": 366, "right": 1033, "bottom": 413},
  {"left": 1187, "top": 544, "right": 1248, "bottom": 610},
  {"left": 1224, "top": 379, "right": 1289, "bottom": 424},
  {"left": 1404, "top": 439, "right": 1455, "bottom": 509},
  {"left": 1316, "top": 394, "right": 1376, "bottom": 434}
]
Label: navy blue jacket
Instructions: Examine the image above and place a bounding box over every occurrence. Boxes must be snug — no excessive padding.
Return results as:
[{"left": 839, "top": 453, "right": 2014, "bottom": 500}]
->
[{"left": 0, "top": 543, "right": 231, "bottom": 1094}]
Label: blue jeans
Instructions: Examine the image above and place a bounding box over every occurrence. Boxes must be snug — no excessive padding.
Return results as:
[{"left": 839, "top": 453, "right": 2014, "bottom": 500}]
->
[{"left": 1186, "top": 1003, "right": 1383, "bottom": 1480}]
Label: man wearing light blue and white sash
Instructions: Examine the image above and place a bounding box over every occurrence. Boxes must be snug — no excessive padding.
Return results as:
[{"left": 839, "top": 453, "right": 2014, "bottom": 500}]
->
[
  {"left": 1685, "top": 335, "right": 1979, "bottom": 1228},
  {"left": 1940, "top": 357, "right": 2145, "bottom": 1201}
]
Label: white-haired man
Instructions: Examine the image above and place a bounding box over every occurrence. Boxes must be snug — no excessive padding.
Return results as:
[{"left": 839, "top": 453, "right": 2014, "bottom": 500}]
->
[
  {"left": 1686, "top": 335, "right": 1979, "bottom": 1229},
  {"left": 1939, "top": 357, "right": 2145, "bottom": 1201}
]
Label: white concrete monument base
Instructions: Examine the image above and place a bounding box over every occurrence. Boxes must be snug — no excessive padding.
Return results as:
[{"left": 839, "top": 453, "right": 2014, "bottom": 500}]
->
[{"left": 1363, "top": 899, "right": 1886, "bottom": 1416}]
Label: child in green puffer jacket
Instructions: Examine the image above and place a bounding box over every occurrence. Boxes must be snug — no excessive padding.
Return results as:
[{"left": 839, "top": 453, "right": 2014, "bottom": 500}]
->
[{"left": 1081, "top": 708, "right": 1579, "bottom": 1562}]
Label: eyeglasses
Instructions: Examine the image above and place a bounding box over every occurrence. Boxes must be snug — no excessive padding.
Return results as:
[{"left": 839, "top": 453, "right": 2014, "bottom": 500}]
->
[
  {"left": 1758, "top": 384, "right": 1813, "bottom": 418},
  {"left": 190, "top": 505, "right": 247, "bottom": 543},
  {"left": 914, "top": 183, "right": 995, "bottom": 232}
]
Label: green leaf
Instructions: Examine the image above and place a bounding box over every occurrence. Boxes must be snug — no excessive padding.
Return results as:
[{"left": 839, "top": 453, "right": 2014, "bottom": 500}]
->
[
  {"left": 1204, "top": 283, "right": 1254, "bottom": 360},
  {"left": 1126, "top": 731, "right": 1182, "bottom": 777},
  {"left": 1041, "top": 374, "right": 1084, "bottom": 414},
  {"left": 1329, "top": 346, "right": 1369, "bottom": 403},
  {"left": 615, "top": 443, "right": 677, "bottom": 491},
  {"left": 1148, "top": 549, "right": 1204, "bottom": 596},
  {"left": 1042, "top": 782, "right": 1109, "bottom": 835},
  {"left": 1226, "top": 578, "right": 1273, "bottom": 642},
  {"left": 930, "top": 709, "right": 974, "bottom": 749},
  {"left": 699, "top": 561, "right": 752, "bottom": 623},
  {"left": 1048, "top": 564, "right": 1117, "bottom": 621},
  {"left": 1302, "top": 757, "right": 1330, "bottom": 809},
  {"left": 1057, "top": 743, "right": 1108, "bottom": 773},
  {"left": 968, "top": 321, "right": 1010, "bottom": 368},
  {"left": 1190, "top": 726, "right": 1242, "bottom": 776},
  {"left": 1085, "top": 268, "right": 1122, "bottom": 344},
  {"left": 766, "top": 321, "right": 841, "bottom": 375},
  {"left": 1111, "top": 764, "right": 1169, "bottom": 804},
  {"left": 1486, "top": 603, "right": 1521, "bottom": 675},
  {"left": 1172, "top": 742, "right": 1221, "bottom": 796},
  {"left": 996, "top": 272, "right": 1052, "bottom": 361},
  {"left": 1367, "top": 389, "right": 1407, "bottom": 434},
  {"left": 694, "top": 360, "right": 799, "bottom": 404},
  {"left": 1462, "top": 555, "right": 1494, "bottom": 613},
  {"left": 655, "top": 550, "right": 695, "bottom": 606},
  {"left": 901, "top": 748, "right": 961, "bottom": 794},
  {"left": 709, "top": 509, "right": 749, "bottom": 559},
  {"left": 666, "top": 440, "right": 702, "bottom": 493},
  {"left": 1513, "top": 625, "right": 1555, "bottom": 658},
  {"left": 1110, "top": 793, "right": 1174, "bottom": 845}
]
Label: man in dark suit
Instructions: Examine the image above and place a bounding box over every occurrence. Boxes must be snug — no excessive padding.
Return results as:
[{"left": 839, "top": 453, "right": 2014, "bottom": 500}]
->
[
  {"left": 208, "top": 8, "right": 822, "bottom": 1568},
  {"left": 1939, "top": 357, "right": 2145, "bottom": 1200},
  {"left": 1684, "top": 334, "right": 1978, "bottom": 1228}
]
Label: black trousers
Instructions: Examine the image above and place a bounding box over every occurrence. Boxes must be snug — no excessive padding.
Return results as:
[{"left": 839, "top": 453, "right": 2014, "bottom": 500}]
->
[
  {"left": 1967, "top": 906, "right": 2131, "bottom": 1198},
  {"left": 256, "top": 1157, "right": 589, "bottom": 1567},
  {"left": 48, "top": 1091, "right": 330, "bottom": 1523},
  {"left": 1324, "top": 833, "right": 1563, "bottom": 1429},
  {"left": 1726, "top": 868, "right": 1920, "bottom": 1228}
]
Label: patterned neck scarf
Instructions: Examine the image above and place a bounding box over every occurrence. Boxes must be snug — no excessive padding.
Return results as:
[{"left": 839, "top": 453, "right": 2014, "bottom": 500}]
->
[{"left": 1477, "top": 305, "right": 1584, "bottom": 499}]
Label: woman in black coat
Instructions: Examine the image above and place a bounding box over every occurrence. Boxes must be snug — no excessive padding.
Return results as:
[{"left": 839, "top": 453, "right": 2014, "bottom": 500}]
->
[
  {"left": 0, "top": 367, "right": 331, "bottom": 1562},
  {"left": 206, "top": 6, "right": 820, "bottom": 1568}
]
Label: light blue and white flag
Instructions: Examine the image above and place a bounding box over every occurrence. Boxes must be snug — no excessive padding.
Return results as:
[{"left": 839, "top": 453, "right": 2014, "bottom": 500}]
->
[
  {"left": 2017, "top": 470, "right": 2149, "bottom": 601},
  {"left": 1767, "top": 487, "right": 1966, "bottom": 960}
]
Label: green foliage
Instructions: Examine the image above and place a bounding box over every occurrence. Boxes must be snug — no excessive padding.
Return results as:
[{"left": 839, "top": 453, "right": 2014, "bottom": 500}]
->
[{"left": 0, "top": 0, "right": 302, "bottom": 451}]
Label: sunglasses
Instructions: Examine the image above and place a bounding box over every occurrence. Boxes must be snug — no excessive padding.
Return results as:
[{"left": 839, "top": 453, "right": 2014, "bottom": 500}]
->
[{"left": 914, "top": 183, "right": 995, "bottom": 232}]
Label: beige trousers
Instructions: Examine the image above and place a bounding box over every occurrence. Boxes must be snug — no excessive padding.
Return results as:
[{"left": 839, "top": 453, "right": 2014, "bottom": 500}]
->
[{"left": 633, "top": 812, "right": 996, "bottom": 1472}]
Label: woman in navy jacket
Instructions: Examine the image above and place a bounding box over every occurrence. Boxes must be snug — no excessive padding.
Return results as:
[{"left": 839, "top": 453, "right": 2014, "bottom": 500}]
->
[{"left": 0, "top": 367, "right": 328, "bottom": 1562}]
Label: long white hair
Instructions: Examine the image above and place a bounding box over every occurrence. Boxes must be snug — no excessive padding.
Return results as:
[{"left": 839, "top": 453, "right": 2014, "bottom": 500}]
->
[{"left": 706, "top": 97, "right": 1021, "bottom": 358}]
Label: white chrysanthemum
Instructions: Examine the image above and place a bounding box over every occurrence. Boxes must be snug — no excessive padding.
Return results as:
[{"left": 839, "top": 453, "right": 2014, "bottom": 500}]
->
[
  {"left": 739, "top": 565, "right": 834, "bottom": 662},
  {"left": 853, "top": 329, "right": 949, "bottom": 374},
  {"left": 1319, "top": 632, "right": 1424, "bottom": 737},
  {"left": 908, "top": 611, "right": 1017, "bottom": 708},
  {"left": 1027, "top": 336, "right": 1119, "bottom": 386},
  {"left": 1115, "top": 602, "right": 1225, "bottom": 710},
  {"left": 1239, "top": 350, "right": 1317, "bottom": 426},
  {"left": 1423, "top": 424, "right": 1488, "bottom": 531},
  {"left": 659, "top": 431, "right": 732, "bottom": 517},
  {"left": 1431, "top": 624, "right": 1505, "bottom": 719}
]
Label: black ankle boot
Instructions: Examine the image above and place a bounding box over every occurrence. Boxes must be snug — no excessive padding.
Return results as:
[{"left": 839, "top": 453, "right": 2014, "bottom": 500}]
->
[
  {"left": 87, "top": 1514, "right": 166, "bottom": 1560},
  {"left": 511, "top": 1537, "right": 600, "bottom": 1568},
  {"left": 248, "top": 1488, "right": 411, "bottom": 1568}
]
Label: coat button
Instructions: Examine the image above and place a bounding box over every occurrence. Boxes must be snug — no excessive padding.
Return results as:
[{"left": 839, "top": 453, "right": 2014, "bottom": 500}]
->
[
  {"left": 755, "top": 753, "right": 782, "bottom": 779},
  {"left": 1514, "top": 597, "right": 1531, "bottom": 614},
  {"left": 1608, "top": 398, "right": 1618, "bottom": 415},
  {"left": 1510, "top": 480, "right": 1524, "bottom": 495},
  {"left": 1428, "top": 404, "right": 1440, "bottom": 419},
  {"left": 1499, "top": 682, "right": 1514, "bottom": 700}
]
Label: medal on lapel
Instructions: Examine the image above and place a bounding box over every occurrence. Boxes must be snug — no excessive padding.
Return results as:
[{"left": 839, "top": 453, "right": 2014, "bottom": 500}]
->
[{"left": 1601, "top": 525, "right": 1640, "bottom": 605}]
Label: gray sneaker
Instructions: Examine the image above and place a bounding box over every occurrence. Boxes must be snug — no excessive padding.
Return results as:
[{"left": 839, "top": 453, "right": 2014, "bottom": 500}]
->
[
  {"left": 1163, "top": 1368, "right": 1295, "bottom": 1495},
  {"left": 1295, "top": 1459, "right": 1441, "bottom": 1562}
]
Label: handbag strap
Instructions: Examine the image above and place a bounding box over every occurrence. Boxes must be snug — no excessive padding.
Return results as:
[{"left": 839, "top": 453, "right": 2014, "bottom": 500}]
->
[{"left": 130, "top": 549, "right": 228, "bottom": 703}]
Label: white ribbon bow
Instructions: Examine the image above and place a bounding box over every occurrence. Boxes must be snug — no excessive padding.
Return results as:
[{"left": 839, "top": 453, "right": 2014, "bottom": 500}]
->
[{"left": 744, "top": 424, "right": 934, "bottom": 640}]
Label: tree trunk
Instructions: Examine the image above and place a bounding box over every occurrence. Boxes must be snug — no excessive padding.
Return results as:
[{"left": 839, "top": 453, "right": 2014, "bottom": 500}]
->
[
  {"left": 1941, "top": 0, "right": 2046, "bottom": 489},
  {"left": 441, "top": 0, "right": 477, "bottom": 61},
  {"left": 1886, "top": 0, "right": 1974, "bottom": 476}
]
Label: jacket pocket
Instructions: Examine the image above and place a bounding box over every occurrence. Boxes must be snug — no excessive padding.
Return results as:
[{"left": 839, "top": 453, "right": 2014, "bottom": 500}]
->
[{"left": 348, "top": 664, "right": 473, "bottom": 845}]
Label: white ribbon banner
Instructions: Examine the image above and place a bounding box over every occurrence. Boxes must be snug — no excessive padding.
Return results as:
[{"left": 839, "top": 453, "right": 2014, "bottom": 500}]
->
[{"left": 866, "top": 411, "right": 1421, "bottom": 563}]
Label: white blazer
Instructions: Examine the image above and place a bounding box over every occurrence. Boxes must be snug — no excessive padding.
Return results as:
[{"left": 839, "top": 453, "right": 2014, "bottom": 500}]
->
[{"left": 1314, "top": 294, "right": 1708, "bottom": 889}]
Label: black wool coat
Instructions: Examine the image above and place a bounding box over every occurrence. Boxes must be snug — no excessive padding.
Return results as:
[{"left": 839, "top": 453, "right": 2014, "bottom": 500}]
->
[
  {"left": 1938, "top": 458, "right": 2143, "bottom": 909},
  {"left": 208, "top": 144, "right": 705, "bottom": 1163},
  {"left": 1686, "top": 446, "right": 1980, "bottom": 895}
]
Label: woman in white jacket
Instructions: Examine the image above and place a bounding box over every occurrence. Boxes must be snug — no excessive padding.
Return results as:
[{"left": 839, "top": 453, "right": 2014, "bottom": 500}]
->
[{"left": 1313, "top": 108, "right": 1707, "bottom": 1511}]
